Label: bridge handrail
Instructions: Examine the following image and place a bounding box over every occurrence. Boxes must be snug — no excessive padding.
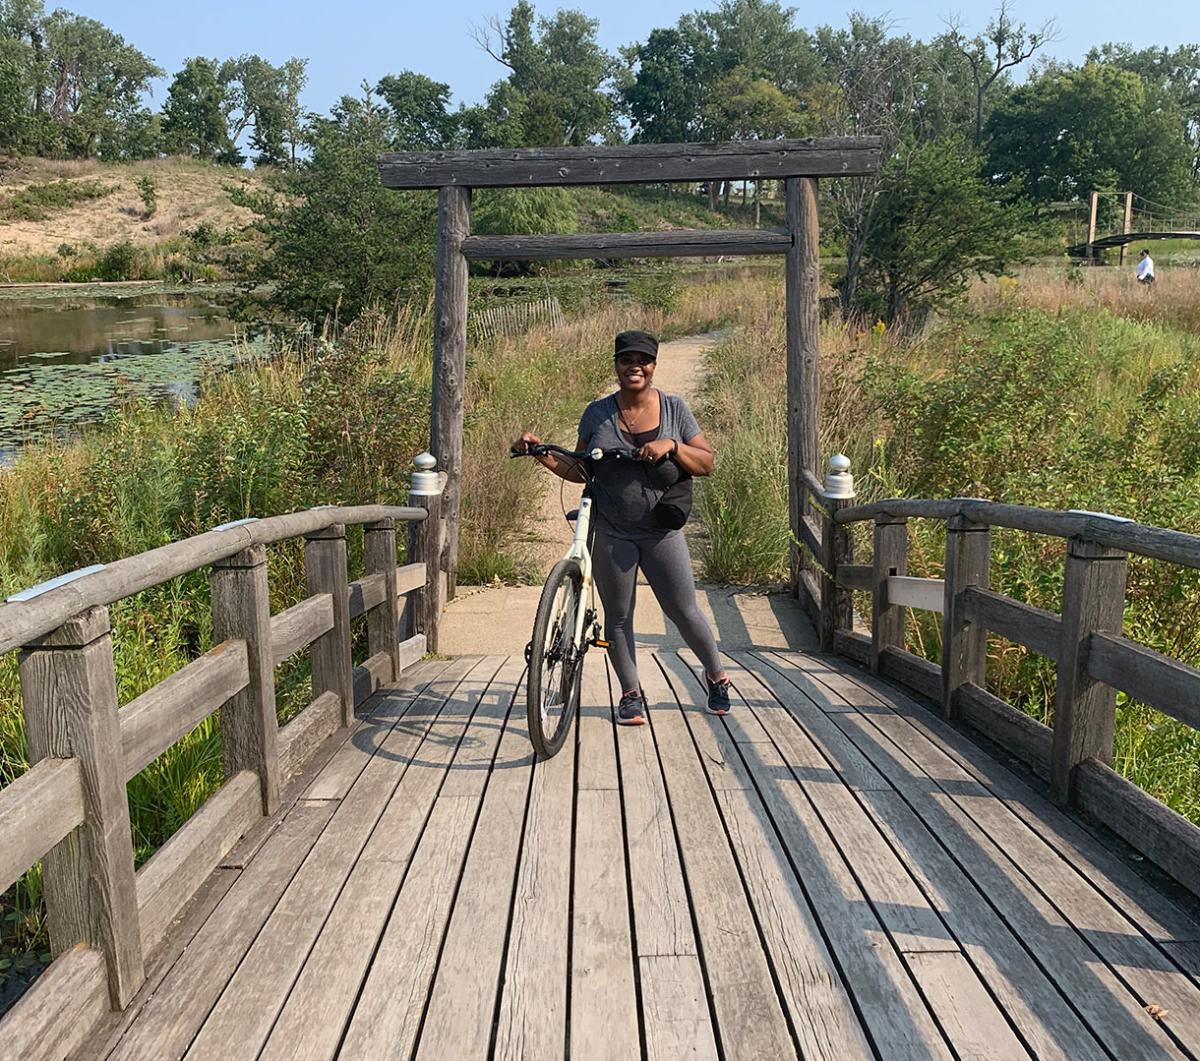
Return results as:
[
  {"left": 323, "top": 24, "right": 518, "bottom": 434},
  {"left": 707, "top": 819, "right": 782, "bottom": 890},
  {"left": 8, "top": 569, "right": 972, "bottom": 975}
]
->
[
  {"left": 798, "top": 462, "right": 1200, "bottom": 902},
  {"left": 0, "top": 461, "right": 446, "bottom": 1045}
]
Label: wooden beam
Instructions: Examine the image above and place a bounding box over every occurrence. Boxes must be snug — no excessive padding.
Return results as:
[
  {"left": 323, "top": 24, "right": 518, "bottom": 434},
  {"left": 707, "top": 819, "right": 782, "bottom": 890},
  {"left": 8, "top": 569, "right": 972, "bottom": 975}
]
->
[
  {"left": 364, "top": 519, "right": 400, "bottom": 680},
  {"left": 941, "top": 517, "right": 989, "bottom": 720},
  {"left": 431, "top": 186, "right": 471, "bottom": 600},
  {"left": 1087, "top": 632, "right": 1200, "bottom": 731},
  {"left": 887, "top": 576, "right": 945, "bottom": 613},
  {"left": 379, "top": 137, "right": 882, "bottom": 189},
  {"left": 0, "top": 757, "right": 84, "bottom": 897},
  {"left": 460, "top": 228, "right": 791, "bottom": 261},
  {"left": 872, "top": 517, "right": 907, "bottom": 673},
  {"left": 305, "top": 526, "right": 355, "bottom": 729},
  {"left": 959, "top": 587, "right": 1060, "bottom": 661}
]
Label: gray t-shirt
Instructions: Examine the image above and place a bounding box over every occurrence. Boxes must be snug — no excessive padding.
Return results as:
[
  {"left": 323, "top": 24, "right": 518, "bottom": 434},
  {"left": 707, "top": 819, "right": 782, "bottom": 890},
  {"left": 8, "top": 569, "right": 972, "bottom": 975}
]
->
[{"left": 577, "top": 390, "right": 702, "bottom": 537}]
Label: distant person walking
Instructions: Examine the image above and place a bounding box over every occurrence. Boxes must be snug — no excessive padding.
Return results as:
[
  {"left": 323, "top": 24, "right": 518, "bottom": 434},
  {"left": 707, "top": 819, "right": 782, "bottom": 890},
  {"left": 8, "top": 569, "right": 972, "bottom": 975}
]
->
[{"left": 1136, "top": 248, "right": 1156, "bottom": 284}]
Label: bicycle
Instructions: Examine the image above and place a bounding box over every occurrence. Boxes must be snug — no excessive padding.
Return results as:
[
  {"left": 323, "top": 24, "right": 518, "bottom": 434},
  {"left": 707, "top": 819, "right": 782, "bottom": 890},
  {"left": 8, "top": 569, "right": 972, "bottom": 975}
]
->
[{"left": 509, "top": 442, "right": 637, "bottom": 758}]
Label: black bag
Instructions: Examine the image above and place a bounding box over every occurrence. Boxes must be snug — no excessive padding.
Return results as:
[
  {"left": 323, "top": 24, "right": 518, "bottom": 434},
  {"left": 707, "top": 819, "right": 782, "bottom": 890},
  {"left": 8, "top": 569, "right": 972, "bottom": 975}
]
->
[{"left": 647, "top": 453, "right": 692, "bottom": 529}]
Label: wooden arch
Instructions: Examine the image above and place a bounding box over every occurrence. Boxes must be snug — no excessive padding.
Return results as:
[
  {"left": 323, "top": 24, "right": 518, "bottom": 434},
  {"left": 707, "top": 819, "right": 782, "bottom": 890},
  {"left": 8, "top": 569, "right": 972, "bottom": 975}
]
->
[{"left": 378, "top": 138, "right": 881, "bottom": 600}]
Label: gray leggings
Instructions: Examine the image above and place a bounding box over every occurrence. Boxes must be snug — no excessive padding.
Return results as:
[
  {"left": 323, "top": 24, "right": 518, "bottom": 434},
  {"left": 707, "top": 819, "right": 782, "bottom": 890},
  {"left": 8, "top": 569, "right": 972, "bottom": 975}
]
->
[{"left": 592, "top": 528, "right": 723, "bottom": 695}]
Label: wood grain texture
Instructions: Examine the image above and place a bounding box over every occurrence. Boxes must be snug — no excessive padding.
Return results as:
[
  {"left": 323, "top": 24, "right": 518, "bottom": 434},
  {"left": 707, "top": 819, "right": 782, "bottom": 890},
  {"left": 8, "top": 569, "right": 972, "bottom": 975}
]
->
[
  {"left": 120, "top": 639, "right": 249, "bottom": 780},
  {"left": 304, "top": 527, "right": 355, "bottom": 728},
  {"left": 462, "top": 227, "right": 791, "bottom": 260},
  {"left": 0, "top": 757, "right": 83, "bottom": 896},
  {"left": 872, "top": 517, "right": 908, "bottom": 672},
  {"left": 351, "top": 651, "right": 392, "bottom": 710},
  {"left": 379, "top": 137, "right": 881, "bottom": 187},
  {"left": 268, "top": 593, "right": 333, "bottom": 667},
  {"left": 347, "top": 571, "right": 387, "bottom": 621},
  {"left": 1051, "top": 539, "right": 1128, "bottom": 805},
  {"left": 575, "top": 653, "right": 617, "bottom": 791},
  {"left": 957, "top": 681, "right": 1052, "bottom": 779},
  {"left": 134, "top": 770, "right": 260, "bottom": 955},
  {"left": 959, "top": 586, "right": 1061, "bottom": 660},
  {"left": 432, "top": 185, "right": 471, "bottom": 600},
  {"left": 395, "top": 632, "right": 426, "bottom": 674},
  {"left": 394, "top": 561, "right": 425, "bottom": 596},
  {"left": 1088, "top": 631, "right": 1200, "bottom": 730},
  {"left": 0, "top": 943, "right": 109, "bottom": 1061},
  {"left": 406, "top": 480, "right": 443, "bottom": 652},
  {"left": 211, "top": 546, "right": 279, "bottom": 814},
  {"left": 639, "top": 955, "right": 719, "bottom": 1061},
  {"left": 18, "top": 605, "right": 144, "bottom": 1008},
  {"left": 835, "top": 563, "right": 871, "bottom": 592},
  {"left": 277, "top": 690, "right": 342, "bottom": 781},
  {"left": 887, "top": 576, "right": 944, "bottom": 613},
  {"left": 363, "top": 519, "right": 399, "bottom": 675},
  {"left": 941, "top": 517, "right": 989, "bottom": 720}
]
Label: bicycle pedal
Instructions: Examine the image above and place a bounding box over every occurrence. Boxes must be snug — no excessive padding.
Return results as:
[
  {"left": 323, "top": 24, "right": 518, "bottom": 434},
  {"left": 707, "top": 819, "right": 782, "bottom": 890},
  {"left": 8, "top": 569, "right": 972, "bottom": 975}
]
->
[
  {"left": 593, "top": 638, "right": 609, "bottom": 648},
  {"left": 523, "top": 641, "right": 533, "bottom": 664}
]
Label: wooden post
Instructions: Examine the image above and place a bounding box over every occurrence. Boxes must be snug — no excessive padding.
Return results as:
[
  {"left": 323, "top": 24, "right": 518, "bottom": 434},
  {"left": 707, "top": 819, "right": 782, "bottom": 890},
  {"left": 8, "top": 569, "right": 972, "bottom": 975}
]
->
[
  {"left": 785, "top": 176, "right": 821, "bottom": 595},
  {"left": 431, "top": 185, "right": 471, "bottom": 602},
  {"left": 819, "top": 455, "right": 854, "bottom": 652},
  {"left": 364, "top": 518, "right": 400, "bottom": 682},
  {"left": 305, "top": 524, "right": 354, "bottom": 727},
  {"left": 941, "top": 516, "right": 990, "bottom": 720},
  {"left": 407, "top": 453, "right": 445, "bottom": 654},
  {"left": 212, "top": 545, "right": 280, "bottom": 814},
  {"left": 18, "top": 606, "right": 145, "bottom": 1007},
  {"left": 1087, "top": 190, "right": 1099, "bottom": 264},
  {"left": 1119, "top": 190, "right": 1133, "bottom": 267},
  {"left": 872, "top": 516, "right": 908, "bottom": 673},
  {"left": 1050, "top": 538, "right": 1128, "bottom": 806}
]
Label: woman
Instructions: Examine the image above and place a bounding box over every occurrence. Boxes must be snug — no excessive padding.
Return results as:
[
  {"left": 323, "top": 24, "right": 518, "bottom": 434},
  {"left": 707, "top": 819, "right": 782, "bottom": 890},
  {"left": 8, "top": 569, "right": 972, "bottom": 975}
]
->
[{"left": 513, "top": 329, "right": 731, "bottom": 725}]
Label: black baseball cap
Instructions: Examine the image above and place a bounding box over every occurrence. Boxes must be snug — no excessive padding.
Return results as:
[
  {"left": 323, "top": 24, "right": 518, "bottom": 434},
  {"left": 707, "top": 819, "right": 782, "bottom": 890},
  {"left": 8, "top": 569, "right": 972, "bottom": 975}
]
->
[{"left": 614, "top": 330, "right": 658, "bottom": 361}]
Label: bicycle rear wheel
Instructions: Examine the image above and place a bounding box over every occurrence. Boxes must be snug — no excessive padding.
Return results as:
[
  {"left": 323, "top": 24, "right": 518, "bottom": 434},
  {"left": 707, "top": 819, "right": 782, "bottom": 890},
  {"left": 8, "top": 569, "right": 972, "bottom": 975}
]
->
[{"left": 527, "top": 558, "right": 585, "bottom": 759}]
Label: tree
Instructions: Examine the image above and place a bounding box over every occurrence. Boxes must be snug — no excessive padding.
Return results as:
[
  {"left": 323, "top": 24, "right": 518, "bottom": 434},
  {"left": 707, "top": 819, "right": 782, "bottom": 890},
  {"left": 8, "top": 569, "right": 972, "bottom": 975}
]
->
[
  {"left": 231, "top": 87, "right": 436, "bottom": 322},
  {"left": 619, "top": 23, "right": 712, "bottom": 143},
  {"left": 857, "top": 139, "right": 1028, "bottom": 324},
  {"left": 986, "top": 63, "right": 1195, "bottom": 206},
  {"left": 218, "top": 53, "right": 307, "bottom": 164},
  {"left": 161, "top": 57, "right": 228, "bottom": 159},
  {"left": 376, "top": 71, "right": 458, "bottom": 149}
]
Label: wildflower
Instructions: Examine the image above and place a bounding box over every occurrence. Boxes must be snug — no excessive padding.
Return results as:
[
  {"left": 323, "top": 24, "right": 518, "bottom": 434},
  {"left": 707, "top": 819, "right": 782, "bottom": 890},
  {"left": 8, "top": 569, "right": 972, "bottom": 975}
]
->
[{"left": 873, "top": 320, "right": 887, "bottom": 335}]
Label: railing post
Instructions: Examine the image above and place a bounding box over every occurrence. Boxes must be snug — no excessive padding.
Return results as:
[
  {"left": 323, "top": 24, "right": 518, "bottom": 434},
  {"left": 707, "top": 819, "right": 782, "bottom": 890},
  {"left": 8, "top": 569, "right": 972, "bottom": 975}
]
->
[
  {"left": 305, "top": 522, "right": 355, "bottom": 727},
  {"left": 212, "top": 544, "right": 280, "bottom": 814},
  {"left": 18, "top": 606, "right": 145, "bottom": 1007},
  {"left": 819, "top": 455, "right": 855, "bottom": 652},
  {"left": 364, "top": 517, "right": 400, "bottom": 682},
  {"left": 407, "top": 453, "right": 445, "bottom": 654},
  {"left": 872, "top": 515, "right": 908, "bottom": 673},
  {"left": 941, "top": 514, "right": 990, "bottom": 720},
  {"left": 1050, "top": 537, "right": 1128, "bottom": 806}
]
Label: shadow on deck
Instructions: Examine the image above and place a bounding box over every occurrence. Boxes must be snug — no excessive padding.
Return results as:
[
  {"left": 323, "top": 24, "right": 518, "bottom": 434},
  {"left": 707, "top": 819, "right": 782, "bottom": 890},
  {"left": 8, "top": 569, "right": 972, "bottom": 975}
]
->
[{"left": 82, "top": 615, "right": 1200, "bottom": 1060}]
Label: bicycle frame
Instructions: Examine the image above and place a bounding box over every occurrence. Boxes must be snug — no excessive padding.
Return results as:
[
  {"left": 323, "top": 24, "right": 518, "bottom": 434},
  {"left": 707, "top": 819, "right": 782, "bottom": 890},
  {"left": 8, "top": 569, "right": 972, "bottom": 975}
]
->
[{"left": 564, "top": 494, "right": 596, "bottom": 652}]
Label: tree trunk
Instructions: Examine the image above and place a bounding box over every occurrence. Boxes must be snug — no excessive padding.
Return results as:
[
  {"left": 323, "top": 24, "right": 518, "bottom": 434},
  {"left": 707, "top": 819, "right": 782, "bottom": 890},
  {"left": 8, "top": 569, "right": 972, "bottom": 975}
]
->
[
  {"left": 723, "top": 180, "right": 731, "bottom": 208},
  {"left": 841, "top": 230, "right": 867, "bottom": 318}
]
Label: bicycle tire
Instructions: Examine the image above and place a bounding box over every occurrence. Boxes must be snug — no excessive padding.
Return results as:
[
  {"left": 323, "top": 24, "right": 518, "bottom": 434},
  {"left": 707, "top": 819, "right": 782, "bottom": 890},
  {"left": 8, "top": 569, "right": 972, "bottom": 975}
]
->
[{"left": 527, "top": 558, "right": 585, "bottom": 759}]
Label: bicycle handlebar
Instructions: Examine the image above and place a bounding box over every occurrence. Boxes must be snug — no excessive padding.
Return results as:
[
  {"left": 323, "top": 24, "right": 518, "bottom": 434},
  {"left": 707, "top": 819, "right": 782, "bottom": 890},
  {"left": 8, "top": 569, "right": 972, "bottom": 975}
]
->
[{"left": 510, "top": 443, "right": 640, "bottom": 462}]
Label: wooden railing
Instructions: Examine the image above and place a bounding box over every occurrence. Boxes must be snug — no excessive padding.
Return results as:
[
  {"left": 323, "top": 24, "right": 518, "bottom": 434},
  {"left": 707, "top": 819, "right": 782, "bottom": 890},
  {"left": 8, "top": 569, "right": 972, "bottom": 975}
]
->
[
  {"left": 0, "top": 455, "right": 445, "bottom": 1054},
  {"left": 800, "top": 457, "right": 1200, "bottom": 899}
]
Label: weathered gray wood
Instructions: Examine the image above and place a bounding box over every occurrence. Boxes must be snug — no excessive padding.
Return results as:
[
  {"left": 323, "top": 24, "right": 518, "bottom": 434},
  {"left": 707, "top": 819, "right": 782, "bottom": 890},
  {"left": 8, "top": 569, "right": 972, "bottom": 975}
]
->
[
  {"left": 305, "top": 525, "right": 355, "bottom": 728},
  {"left": 639, "top": 955, "right": 719, "bottom": 1061},
  {"left": 18, "top": 606, "right": 144, "bottom": 1008},
  {"left": 351, "top": 650, "right": 392, "bottom": 709},
  {"left": 888, "top": 575, "right": 944, "bottom": 613},
  {"left": 941, "top": 516, "right": 989, "bottom": 719},
  {"left": 1051, "top": 538, "right": 1128, "bottom": 805},
  {"left": 395, "top": 561, "right": 425, "bottom": 596},
  {"left": 380, "top": 137, "right": 881, "bottom": 188},
  {"left": 268, "top": 593, "right": 333, "bottom": 667},
  {"left": 800, "top": 466, "right": 831, "bottom": 505},
  {"left": 1088, "top": 631, "right": 1200, "bottom": 730},
  {"left": 363, "top": 519, "right": 399, "bottom": 677},
  {"left": 1076, "top": 757, "right": 1200, "bottom": 897},
  {"left": 834, "top": 628, "right": 871, "bottom": 665},
  {"left": 0, "top": 757, "right": 84, "bottom": 896},
  {"left": 0, "top": 943, "right": 109, "bottom": 1061},
  {"left": 277, "top": 690, "right": 342, "bottom": 781},
  {"left": 576, "top": 654, "right": 617, "bottom": 791},
  {"left": 798, "top": 567, "right": 822, "bottom": 629},
  {"left": 570, "top": 788, "right": 641, "bottom": 1060},
  {"left": 786, "top": 176, "right": 821, "bottom": 596},
  {"left": 957, "top": 682, "right": 1052, "bottom": 779},
  {"left": 121, "top": 639, "right": 249, "bottom": 780},
  {"left": 819, "top": 498, "right": 853, "bottom": 652},
  {"left": 872, "top": 516, "right": 908, "bottom": 673},
  {"left": 879, "top": 646, "right": 942, "bottom": 702},
  {"left": 406, "top": 487, "right": 444, "bottom": 652},
  {"left": 432, "top": 185, "right": 471, "bottom": 601},
  {"left": 395, "top": 632, "right": 426, "bottom": 673},
  {"left": 212, "top": 545, "right": 280, "bottom": 814},
  {"left": 0, "top": 505, "right": 427, "bottom": 655},
  {"left": 960, "top": 586, "right": 1061, "bottom": 660},
  {"left": 134, "top": 770, "right": 259, "bottom": 954},
  {"left": 346, "top": 571, "right": 387, "bottom": 620},
  {"left": 798, "top": 512, "right": 824, "bottom": 563},
  {"left": 835, "top": 562, "right": 871, "bottom": 592},
  {"left": 461, "top": 227, "right": 792, "bottom": 261}
]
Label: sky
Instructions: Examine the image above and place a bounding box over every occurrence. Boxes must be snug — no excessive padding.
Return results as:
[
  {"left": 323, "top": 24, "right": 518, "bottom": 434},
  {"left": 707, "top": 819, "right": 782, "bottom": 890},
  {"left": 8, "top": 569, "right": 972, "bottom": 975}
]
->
[{"left": 72, "top": 0, "right": 1196, "bottom": 118}]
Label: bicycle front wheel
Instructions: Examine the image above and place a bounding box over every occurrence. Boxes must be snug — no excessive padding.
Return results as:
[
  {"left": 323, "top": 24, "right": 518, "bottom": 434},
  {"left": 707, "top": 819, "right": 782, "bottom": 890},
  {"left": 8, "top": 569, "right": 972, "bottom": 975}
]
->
[{"left": 527, "top": 558, "right": 585, "bottom": 759}]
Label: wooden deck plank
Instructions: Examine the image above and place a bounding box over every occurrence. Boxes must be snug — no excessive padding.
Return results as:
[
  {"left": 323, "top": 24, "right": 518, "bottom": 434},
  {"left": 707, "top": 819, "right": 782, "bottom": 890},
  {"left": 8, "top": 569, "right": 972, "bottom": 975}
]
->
[
  {"left": 576, "top": 653, "right": 618, "bottom": 791},
  {"left": 181, "top": 658, "right": 495, "bottom": 1061},
  {"left": 775, "top": 654, "right": 1189, "bottom": 1059},
  {"left": 639, "top": 657, "right": 796, "bottom": 1059},
  {"left": 436, "top": 656, "right": 524, "bottom": 798},
  {"left": 105, "top": 801, "right": 335, "bottom": 1061},
  {"left": 639, "top": 955, "right": 719, "bottom": 1061},
  {"left": 492, "top": 668, "right": 578, "bottom": 1061},
  {"left": 254, "top": 657, "right": 507, "bottom": 1061},
  {"left": 414, "top": 662, "right": 534, "bottom": 1059},
  {"left": 570, "top": 788, "right": 641, "bottom": 1060}
]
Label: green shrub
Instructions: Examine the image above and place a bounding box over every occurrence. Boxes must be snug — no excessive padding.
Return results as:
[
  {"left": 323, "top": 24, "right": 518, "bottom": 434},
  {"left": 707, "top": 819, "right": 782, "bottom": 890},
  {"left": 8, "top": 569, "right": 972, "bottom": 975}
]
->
[
  {"left": 136, "top": 175, "right": 157, "bottom": 218},
  {"left": 0, "top": 179, "right": 113, "bottom": 222}
]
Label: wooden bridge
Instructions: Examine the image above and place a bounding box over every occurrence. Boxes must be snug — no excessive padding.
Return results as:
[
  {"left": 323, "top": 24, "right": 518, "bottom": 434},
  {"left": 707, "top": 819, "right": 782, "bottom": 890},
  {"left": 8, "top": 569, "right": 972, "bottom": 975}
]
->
[
  {"left": 1069, "top": 189, "right": 1200, "bottom": 259},
  {"left": 4, "top": 140, "right": 1200, "bottom": 1059}
]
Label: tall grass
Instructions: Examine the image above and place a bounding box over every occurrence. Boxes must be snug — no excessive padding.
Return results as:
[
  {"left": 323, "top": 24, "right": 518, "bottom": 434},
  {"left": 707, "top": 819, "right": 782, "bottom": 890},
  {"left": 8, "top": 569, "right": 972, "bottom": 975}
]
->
[{"left": 697, "top": 268, "right": 1200, "bottom": 824}]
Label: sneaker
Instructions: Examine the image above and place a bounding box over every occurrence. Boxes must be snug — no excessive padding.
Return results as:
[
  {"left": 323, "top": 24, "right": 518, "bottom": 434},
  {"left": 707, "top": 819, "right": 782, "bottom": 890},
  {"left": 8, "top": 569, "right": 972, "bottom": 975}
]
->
[
  {"left": 616, "top": 689, "right": 647, "bottom": 726},
  {"left": 706, "top": 675, "right": 732, "bottom": 716}
]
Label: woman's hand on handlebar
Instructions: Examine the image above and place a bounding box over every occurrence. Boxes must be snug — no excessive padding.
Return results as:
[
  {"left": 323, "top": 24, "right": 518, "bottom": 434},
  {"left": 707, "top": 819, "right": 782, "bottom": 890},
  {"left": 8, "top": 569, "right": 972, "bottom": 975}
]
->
[
  {"left": 512, "top": 431, "right": 542, "bottom": 456},
  {"left": 636, "top": 438, "right": 675, "bottom": 464}
]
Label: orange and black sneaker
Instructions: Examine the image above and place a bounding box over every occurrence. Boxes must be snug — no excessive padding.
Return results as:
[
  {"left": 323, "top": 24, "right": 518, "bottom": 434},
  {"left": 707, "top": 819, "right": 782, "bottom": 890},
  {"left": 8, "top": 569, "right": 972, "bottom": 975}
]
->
[
  {"left": 706, "top": 676, "right": 732, "bottom": 716},
  {"left": 616, "top": 689, "right": 647, "bottom": 725}
]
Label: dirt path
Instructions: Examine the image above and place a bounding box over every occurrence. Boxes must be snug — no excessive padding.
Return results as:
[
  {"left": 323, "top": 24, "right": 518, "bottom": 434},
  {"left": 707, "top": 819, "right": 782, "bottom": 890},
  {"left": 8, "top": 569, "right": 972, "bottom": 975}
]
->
[{"left": 521, "top": 332, "right": 720, "bottom": 573}]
